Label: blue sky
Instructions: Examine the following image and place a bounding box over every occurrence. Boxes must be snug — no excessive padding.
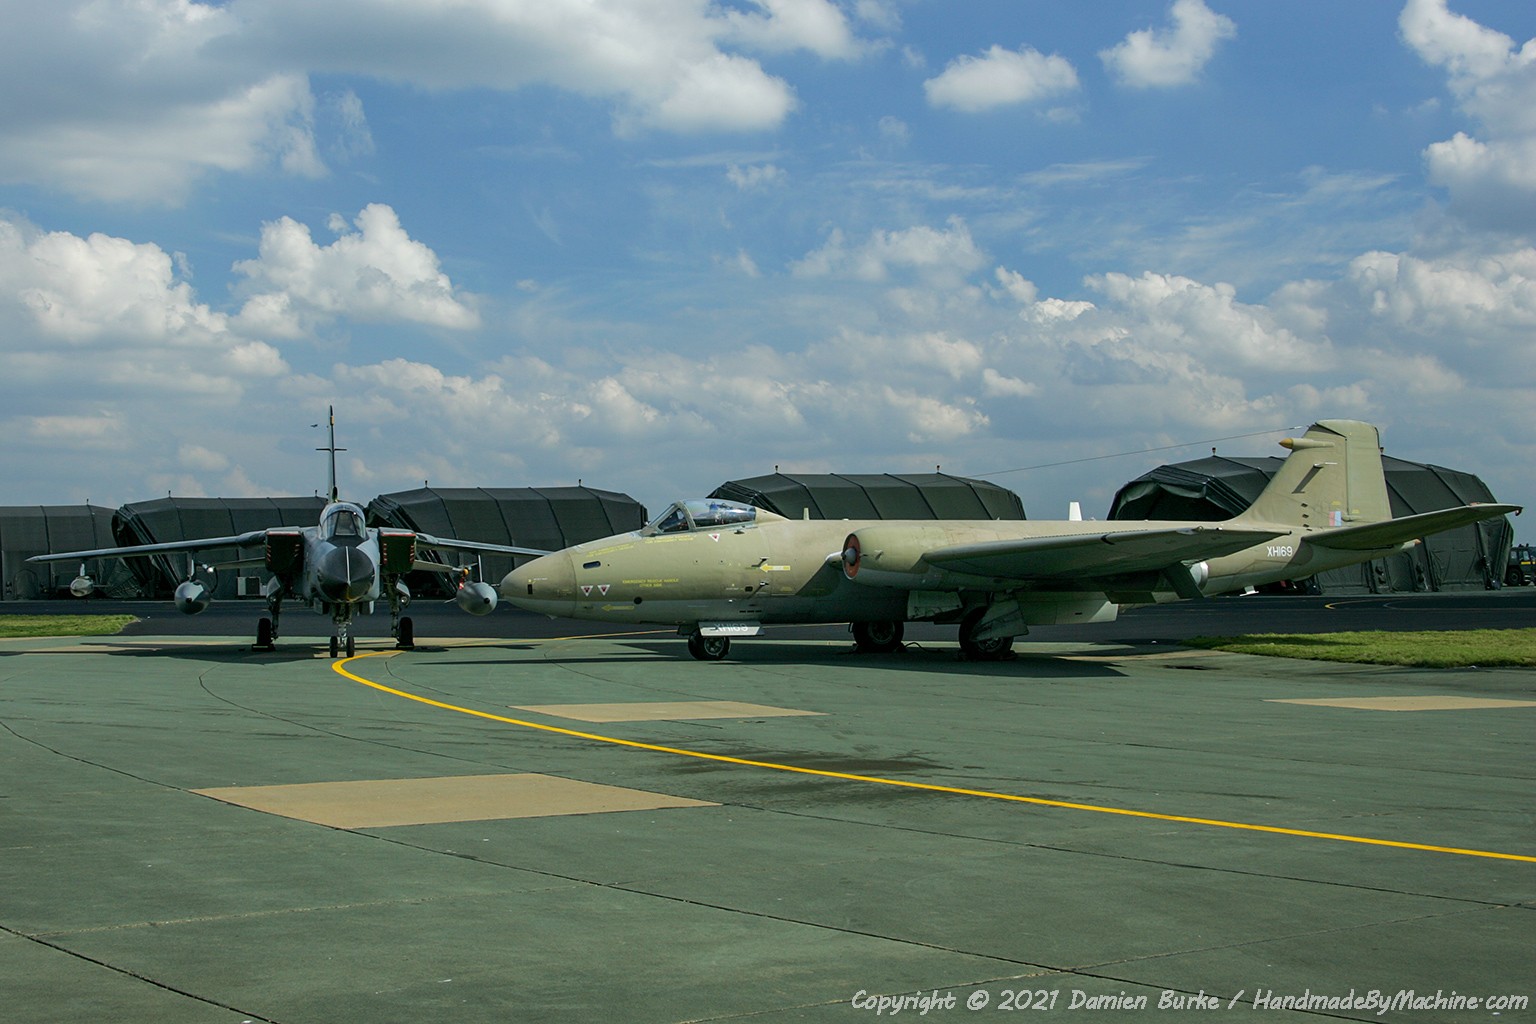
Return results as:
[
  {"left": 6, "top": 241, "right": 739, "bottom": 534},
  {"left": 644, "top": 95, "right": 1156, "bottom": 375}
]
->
[{"left": 1, "top": 0, "right": 1532, "bottom": 533}]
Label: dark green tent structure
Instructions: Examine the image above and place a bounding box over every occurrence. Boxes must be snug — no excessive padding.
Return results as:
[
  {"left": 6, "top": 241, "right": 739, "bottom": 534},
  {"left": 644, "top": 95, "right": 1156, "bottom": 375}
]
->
[
  {"left": 709, "top": 472, "right": 1025, "bottom": 521},
  {"left": 0, "top": 505, "right": 127, "bottom": 599},
  {"left": 9, "top": 487, "right": 649, "bottom": 602},
  {"left": 1108, "top": 455, "right": 1514, "bottom": 593},
  {"left": 366, "top": 486, "right": 647, "bottom": 595},
  {"left": 110, "top": 497, "right": 328, "bottom": 599}
]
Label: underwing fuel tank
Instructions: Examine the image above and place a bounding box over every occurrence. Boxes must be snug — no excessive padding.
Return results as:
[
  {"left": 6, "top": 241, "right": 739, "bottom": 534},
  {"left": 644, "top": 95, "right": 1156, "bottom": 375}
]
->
[
  {"left": 174, "top": 579, "right": 211, "bottom": 615},
  {"left": 455, "top": 580, "right": 498, "bottom": 615}
]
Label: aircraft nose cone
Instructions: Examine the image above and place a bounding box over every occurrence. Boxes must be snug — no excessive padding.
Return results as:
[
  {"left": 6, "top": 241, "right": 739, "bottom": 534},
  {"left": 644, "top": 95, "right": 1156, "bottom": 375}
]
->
[
  {"left": 317, "top": 546, "right": 375, "bottom": 603},
  {"left": 500, "top": 551, "right": 576, "bottom": 612}
]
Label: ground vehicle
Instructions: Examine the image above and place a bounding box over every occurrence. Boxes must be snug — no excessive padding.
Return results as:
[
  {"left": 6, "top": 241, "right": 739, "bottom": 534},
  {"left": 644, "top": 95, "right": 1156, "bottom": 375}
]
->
[{"left": 1508, "top": 544, "right": 1536, "bottom": 586}]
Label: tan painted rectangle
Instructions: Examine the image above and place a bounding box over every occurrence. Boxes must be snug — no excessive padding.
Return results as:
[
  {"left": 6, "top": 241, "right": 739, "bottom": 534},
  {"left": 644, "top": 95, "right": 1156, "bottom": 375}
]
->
[
  {"left": 511, "top": 700, "right": 822, "bottom": 722},
  {"left": 193, "top": 773, "right": 716, "bottom": 828},
  {"left": 1267, "top": 696, "right": 1536, "bottom": 712}
]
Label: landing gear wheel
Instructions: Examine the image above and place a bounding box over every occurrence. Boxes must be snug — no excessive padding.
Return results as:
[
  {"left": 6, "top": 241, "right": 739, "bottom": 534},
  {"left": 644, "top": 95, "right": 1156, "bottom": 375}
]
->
[
  {"left": 254, "top": 617, "right": 274, "bottom": 651},
  {"left": 852, "top": 620, "right": 904, "bottom": 653},
  {"left": 396, "top": 616, "right": 414, "bottom": 650},
  {"left": 959, "top": 609, "right": 1015, "bottom": 661},
  {"left": 345, "top": 633, "right": 356, "bottom": 658},
  {"left": 329, "top": 635, "right": 339, "bottom": 658},
  {"left": 687, "top": 633, "right": 730, "bottom": 661}
]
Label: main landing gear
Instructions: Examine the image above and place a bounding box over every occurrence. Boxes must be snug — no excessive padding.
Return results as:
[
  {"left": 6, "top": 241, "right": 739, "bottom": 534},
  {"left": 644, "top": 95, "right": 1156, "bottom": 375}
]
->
[
  {"left": 851, "top": 620, "right": 904, "bottom": 653},
  {"left": 254, "top": 592, "right": 282, "bottom": 652},
  {"left": 958, "top": 608, "right": 1016, "bottom": 661}
]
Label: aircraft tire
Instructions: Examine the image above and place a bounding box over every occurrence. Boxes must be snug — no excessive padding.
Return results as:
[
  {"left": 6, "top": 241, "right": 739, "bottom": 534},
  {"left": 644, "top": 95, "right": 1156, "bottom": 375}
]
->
[
  {"left": 852, "top": 620, "right": 904, "bottom": 653},
  {"left": 345, "top": 634, "right": 356, "bottom": 658},
  {"left": 687, "top": 633, "right": 730, "bottom": 661},
  {"left": 959, "top": 610, "right": 1015, "bottom": 661},
  {"left": 397, "top": 616, "right": 414, "bottom": 649},
  {"left": 329, "top": 635, "right": 340, "bottom": 658},
  {"left": 255, "top": 617, "right": 274, "bottom": 651}
]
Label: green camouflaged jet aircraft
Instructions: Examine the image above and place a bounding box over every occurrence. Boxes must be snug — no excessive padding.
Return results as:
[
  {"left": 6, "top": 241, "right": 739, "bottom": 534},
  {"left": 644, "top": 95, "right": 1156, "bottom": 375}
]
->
[{"left": 501, "top": 420, "right": 1521, "bottom": 660}]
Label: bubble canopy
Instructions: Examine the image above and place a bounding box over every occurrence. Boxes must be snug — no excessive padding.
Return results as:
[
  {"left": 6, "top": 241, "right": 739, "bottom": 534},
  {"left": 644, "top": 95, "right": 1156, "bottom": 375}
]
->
[{"left": 645, "top": 499, "right": 761, "bottom": 534}]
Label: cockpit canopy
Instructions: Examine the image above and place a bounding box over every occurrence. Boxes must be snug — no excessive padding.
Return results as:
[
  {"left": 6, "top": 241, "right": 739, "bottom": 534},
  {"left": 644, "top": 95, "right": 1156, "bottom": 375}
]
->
[
  {"left": 321, "top": 503, "right": 367, "bottom": 541},
  {"left": 646, "top": 499, "right": 759, "bottom": 535}
]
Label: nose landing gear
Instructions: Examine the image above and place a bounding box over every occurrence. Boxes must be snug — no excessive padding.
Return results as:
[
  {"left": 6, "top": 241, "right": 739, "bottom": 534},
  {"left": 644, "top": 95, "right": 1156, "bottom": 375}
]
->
[{"left": 686, "top": 632, "right": 730, "bottom": 661}]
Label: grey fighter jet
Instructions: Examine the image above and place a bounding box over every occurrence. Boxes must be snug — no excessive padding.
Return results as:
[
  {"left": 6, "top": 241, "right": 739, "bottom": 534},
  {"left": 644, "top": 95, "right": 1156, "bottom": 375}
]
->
[
  {"left": 501, "top": 420, "right": 1520, "bottom": 660},
  {"left": 31, "top": 409, "right": 545, "bottom": 656}
]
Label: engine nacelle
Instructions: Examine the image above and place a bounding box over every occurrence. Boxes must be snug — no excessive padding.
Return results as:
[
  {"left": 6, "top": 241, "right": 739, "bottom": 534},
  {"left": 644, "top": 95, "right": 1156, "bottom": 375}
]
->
[
  {"left": 455, "top": 580, "right": 497, "bottom": 616},
  {"left": 174, "top": 579, "right": 211, "bottom": 615},
  {"left": 839, "top": 525, "right": 955, "bottom": 589}
]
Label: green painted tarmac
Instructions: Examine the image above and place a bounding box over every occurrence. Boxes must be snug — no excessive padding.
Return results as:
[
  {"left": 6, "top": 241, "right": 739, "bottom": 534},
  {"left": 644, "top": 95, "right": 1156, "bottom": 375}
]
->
[{"left": 1, "top": 633, "right": 1532, "bottom": 1022}]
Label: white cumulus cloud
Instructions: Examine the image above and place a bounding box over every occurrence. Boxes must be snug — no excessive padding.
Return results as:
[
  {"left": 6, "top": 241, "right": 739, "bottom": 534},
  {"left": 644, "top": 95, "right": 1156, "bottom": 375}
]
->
[
  {"left": 1100, "top": 0, "right": 1236, "bottom": 89},
  {"left": 793, "top": 216, "right": 987, "bottom": 284},
  {"left": 924, "top": 45, "right": 1079, "bottom": 112},
  {"left": 234, "top": 204, "right": 480, "bottom": 332},
  {"left": 1401, "top": 0, "right": 1536, "bottom": 228}
]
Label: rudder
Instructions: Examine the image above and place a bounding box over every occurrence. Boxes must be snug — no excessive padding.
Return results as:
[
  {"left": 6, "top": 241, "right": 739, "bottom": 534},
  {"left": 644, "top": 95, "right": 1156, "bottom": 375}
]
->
[{"left": 1233, "top": 420, "right": 1391, "bottom": 529}]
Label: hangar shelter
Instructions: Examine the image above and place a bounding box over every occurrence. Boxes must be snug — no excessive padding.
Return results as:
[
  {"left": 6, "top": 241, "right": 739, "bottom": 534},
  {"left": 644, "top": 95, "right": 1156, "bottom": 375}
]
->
[
  {"left": 366, "top": 486, "right": 646, "bottom": 596},
  {"left": 1109, "top": 454, "right": 1513, "bottom": 593},
  {"left": 0, "top": 505, "right": 123, "bottom": 599},
  {"left": 5, "top": 487, "right": 645, "bottom": 601},
  {"left": 709, "top": 472, "right": 1025, "bottom": 521}
]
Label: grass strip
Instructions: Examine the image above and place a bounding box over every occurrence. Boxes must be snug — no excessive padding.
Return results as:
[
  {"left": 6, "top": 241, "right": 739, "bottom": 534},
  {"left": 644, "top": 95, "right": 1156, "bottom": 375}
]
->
[
  {"left": 0, "top": 615, "right": 138, "bottom": 638},
  {"left": 1183, "top": 628, "right": 1536, "bottom": 668}
]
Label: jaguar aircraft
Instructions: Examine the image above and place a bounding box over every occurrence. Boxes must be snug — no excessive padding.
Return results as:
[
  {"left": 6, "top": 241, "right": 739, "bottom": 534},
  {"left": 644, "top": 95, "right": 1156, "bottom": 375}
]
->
[
  {"left": 502, "top": 420, "right": 1520, "bottom": 660},
  {"left": 32, "top": 410, "right": 545, "bottom": 656}
]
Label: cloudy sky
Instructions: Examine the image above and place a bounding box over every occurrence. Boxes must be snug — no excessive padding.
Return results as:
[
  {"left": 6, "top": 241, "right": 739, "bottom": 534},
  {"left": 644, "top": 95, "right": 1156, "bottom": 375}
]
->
[{"left": 2, "top": 0, "right": 1532, "bottom": 531}]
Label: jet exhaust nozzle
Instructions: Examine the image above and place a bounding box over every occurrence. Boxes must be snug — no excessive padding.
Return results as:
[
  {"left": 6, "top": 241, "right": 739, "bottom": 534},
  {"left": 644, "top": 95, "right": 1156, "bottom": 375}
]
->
[
  {"left": 174, "top": 580, "right": 211, "bottom": 615},
  {"left": 455, "top": 580, "right": 498, "bottom": 616}
]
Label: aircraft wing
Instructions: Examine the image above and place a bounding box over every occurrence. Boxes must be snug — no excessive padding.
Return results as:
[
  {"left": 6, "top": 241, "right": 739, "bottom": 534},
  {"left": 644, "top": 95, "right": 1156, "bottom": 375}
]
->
[
  {"left": 27, "top": 530, "right": 270, "bottom": 564},
  {"left": 1304, "top": 503, "right": 1522, "bottom": 552},
  {"left": 922, "top": 526, "right": 1286, "bottom": 584},
  {"left": 414, "top": 533, "right": 551, "bottom": 558}
]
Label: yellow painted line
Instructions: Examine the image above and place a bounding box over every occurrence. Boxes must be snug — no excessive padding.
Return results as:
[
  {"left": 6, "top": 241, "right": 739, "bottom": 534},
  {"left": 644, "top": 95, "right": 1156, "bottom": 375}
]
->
[{"left": 333, "top": 651, "right": 1536, "bottom": 864}]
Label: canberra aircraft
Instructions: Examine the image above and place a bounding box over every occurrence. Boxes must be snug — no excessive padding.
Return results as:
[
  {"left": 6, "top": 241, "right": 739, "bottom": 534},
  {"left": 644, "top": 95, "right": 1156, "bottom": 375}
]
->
[
  {"left": 31, "top": 409, "right": 545, "bottom": 656},
  {"left": 501, "top": 420, "right": 1521, "bottom": 660}
]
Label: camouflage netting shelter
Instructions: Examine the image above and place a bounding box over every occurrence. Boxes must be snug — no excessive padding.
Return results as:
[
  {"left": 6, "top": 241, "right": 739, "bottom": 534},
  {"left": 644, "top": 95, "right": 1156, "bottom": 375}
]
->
[
  {"left": 367, "top": 486, "right": 648, "bottom": 596},
  {"left": 0, "top": 505, "right": 131, "bottom": 599},
  {"left": 1108, "top": 455, "right": 1514, "bottom": 593},
  {"left": 112, "top": 497, "right": 328, "bottom": 599},
  {"left": 709, "top": 473, "right": 1026, "bottom": 521}
]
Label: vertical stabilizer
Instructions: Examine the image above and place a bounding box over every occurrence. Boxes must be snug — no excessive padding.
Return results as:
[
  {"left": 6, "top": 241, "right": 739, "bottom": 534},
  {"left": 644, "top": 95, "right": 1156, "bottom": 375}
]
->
[
  {"left": 1233, "top": 420, "right": 1391, "bottom": 529},
  {"left": 317, "top": 406, "right": 345, "bottom": 502}
]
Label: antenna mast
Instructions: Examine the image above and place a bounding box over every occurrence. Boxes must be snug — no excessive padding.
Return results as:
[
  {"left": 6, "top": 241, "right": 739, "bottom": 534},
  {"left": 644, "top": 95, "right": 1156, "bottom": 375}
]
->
[{"left": 316, "top": 405, "right": 346, "bottom": 502}]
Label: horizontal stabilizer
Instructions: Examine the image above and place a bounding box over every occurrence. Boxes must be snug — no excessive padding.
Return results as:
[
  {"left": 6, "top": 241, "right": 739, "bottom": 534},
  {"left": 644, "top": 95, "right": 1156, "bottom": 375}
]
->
[
  {"left": 925, "top": 525, "right": 1285, "bottom": 583},
  {"left": 1305, "top": 503, "right": 1522, "bottom": 552}
]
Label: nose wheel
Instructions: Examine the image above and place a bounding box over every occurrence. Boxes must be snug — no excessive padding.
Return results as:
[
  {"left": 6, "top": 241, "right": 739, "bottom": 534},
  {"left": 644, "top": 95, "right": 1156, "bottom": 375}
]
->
[
  {"left": 330, "top": 616, "right": 355, "bottom": 658},
  {"left": 686, "top": 632, "right": 730, "bottom": 661}
]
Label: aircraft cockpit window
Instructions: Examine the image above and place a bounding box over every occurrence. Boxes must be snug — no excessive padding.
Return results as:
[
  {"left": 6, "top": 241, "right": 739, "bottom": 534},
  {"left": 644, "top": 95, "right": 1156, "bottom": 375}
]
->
[
  {"left": 646, "top": 499, "right": 758, "bottom": 534},
  {"left": 686, "top": 500, "right": 757, "bottom": 529},
  {"left": 324, "top": 508, "right": 365, "bottom": 539},
  {"left": 653, "top": 505, "right": 691, "bottom": 534}
]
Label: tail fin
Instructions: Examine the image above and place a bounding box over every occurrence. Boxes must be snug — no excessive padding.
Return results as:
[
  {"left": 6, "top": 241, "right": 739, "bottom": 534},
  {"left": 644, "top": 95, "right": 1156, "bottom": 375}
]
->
[
  {"left": 316, "top": 405, "right": 345, "bottom": 503},
  {"left": 1233, "top": 420, "right": 1391, "bottom": 529}
]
